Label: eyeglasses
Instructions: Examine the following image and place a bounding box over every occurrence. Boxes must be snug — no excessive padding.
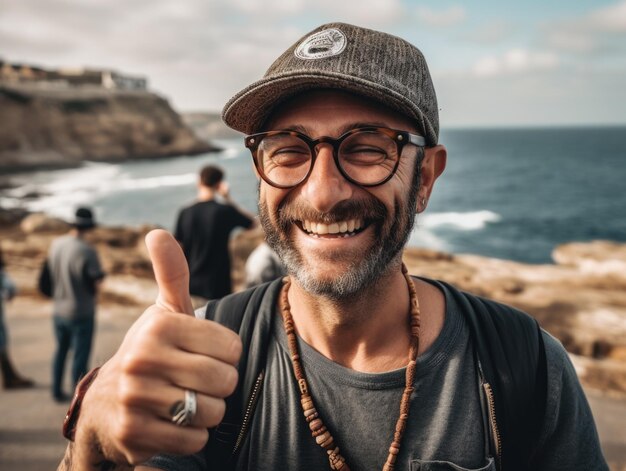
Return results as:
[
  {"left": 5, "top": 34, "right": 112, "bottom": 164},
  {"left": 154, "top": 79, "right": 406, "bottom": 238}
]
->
[{"left": 245, "top": 127, "right": 425, "bottom": 189}]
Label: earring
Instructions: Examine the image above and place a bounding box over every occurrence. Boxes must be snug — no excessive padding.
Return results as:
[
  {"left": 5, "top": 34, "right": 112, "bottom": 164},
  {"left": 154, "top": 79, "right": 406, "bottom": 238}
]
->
[{"left": 420, "top": 197, "right": 427, "bottom": 211}]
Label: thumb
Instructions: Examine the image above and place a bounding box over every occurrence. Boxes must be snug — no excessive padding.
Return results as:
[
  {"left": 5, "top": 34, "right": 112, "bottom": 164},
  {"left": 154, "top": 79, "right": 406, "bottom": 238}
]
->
[{"left": 145, "top": 229, "right": 194, "bottom": 316}]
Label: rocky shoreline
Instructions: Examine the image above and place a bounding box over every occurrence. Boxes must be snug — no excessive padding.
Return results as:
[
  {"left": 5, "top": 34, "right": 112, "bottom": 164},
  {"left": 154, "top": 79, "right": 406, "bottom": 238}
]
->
[
  {"left": 0, "top": 84, "right": 220, "bottom": 172},
  {"left": 2, "top": 211, "right": 625, "bottom": 397}
]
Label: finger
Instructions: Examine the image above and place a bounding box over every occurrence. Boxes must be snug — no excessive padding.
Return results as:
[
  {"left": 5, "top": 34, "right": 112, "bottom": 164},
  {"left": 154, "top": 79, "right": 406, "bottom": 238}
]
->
[
  {"left": 123, "top": 337, "right": 239, "bottom": 397},
  {"left": 145, "top": 229, "right": 194, "bottom": 316},
  {"left": 142, "top": 306, "right": 242, "bottom": 365},
  {"left": 120, "top": 377, "right": 227, "bottom": 429},
  {"left": 116, "top": 411, "right": 209, "bottom": 464}
]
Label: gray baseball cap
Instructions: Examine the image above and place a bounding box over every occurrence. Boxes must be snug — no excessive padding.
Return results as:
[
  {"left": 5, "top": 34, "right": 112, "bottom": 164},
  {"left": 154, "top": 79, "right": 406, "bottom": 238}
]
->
[{"left": 222, "top": 22, "right": 439, "bottom": 146}]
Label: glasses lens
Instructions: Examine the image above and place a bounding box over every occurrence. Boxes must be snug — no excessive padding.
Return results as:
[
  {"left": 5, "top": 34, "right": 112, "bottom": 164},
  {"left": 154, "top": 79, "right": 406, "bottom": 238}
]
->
[
  {"left": 257, "top": 133, "right": 312, "bottom": 187},
  {"left": 339, "top": 130, "right": 399, "bottom": 185}
]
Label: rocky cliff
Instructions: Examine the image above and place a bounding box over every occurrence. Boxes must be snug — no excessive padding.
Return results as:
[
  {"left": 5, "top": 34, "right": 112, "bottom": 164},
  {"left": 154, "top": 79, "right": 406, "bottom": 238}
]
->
[{"left": 0, "top": 84, "right": 219, "bottom": 171}]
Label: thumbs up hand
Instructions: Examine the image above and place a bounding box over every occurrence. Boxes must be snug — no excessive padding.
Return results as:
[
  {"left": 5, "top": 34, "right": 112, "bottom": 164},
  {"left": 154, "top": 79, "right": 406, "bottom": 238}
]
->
[
  {"left": 69, "top": 230, "right": 242, "bottom": 466},
  {"left": 148, "top": 229, "right": 195, "bottom": 316}
]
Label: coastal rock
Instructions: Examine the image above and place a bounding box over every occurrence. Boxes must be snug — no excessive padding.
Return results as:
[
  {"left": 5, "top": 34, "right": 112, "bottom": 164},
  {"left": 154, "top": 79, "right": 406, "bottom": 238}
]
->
[
  {"left": 19, "top": 213, "right": 69, "bottom": 233},
  {"left": 0, "top": 84, "right": 220, "bottom": 171},
  {"left": 553, "top": 241, "right": 626, "bottom": 281}
]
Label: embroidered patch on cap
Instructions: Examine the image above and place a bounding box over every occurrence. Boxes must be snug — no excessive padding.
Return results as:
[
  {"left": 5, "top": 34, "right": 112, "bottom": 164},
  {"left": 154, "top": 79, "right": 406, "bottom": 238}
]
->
[{"left": 295, "top": 28, "right": 347, "bottom": 60}]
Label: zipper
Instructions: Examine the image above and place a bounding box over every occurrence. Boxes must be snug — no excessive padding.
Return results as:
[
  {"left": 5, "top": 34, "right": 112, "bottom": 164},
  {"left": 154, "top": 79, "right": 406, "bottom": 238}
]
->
[
  {"left": 231, "top": 369, "right": 265, "bottom": 458},
  {"left": 482, "top": 381, "right": 503, "bottom": 470}
]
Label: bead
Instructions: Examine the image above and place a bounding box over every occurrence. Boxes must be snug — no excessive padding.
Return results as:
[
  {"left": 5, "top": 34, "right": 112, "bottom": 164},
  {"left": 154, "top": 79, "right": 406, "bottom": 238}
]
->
[
  {"left": 320, "top": 434, "right": 334, "bottom": 448},
  {"left": 315, "top": 431, "right": 331, "bottom": 445},
  {"left": 389, "top": 445, "right": 400, "bottom": 455},
  {"left": 327, "top": 446, "right": 340, "bottom": 456},
  {"left": 309, "top": 418, "right": 323, "bottom": 431},
  {"left": 298, "top": 378, "right": 308, "bottom": 395},
  {"left": 311, "top": 425, "right": 328, "bottom": 437}
]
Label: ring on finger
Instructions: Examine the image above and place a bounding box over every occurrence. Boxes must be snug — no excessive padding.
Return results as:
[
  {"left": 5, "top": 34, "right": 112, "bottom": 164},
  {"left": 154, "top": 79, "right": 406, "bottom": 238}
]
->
[{"left": 170, "top": 389, "right": 197, "bottom": 427}]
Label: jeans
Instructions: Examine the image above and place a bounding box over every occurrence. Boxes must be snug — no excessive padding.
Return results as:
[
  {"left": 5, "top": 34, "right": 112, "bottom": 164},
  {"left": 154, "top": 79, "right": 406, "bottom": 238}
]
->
[{"left": 52, "top": 316, "right": 95, "bottom": 398}]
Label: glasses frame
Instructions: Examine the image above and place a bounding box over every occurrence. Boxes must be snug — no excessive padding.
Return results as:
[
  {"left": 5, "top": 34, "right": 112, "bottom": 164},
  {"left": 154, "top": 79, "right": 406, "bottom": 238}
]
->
[{"left": 245, "top": 126, "right": 426, "bottom": 189}]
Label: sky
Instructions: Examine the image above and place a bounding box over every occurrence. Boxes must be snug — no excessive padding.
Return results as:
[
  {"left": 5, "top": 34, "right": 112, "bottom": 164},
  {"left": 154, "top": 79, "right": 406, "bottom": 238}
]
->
[{"left": 1, "top": 0, "right": 626, "bottom": 128}]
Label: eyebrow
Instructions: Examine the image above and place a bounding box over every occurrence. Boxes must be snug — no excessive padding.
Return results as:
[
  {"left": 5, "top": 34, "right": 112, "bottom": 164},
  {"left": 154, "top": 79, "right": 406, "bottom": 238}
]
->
[{"left": 278, "top": 121, "right": 393, "bottom": 137}]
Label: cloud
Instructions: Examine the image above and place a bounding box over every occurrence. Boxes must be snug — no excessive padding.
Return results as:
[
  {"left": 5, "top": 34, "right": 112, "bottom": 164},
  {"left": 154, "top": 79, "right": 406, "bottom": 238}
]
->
[
  {"left": 472, "top": 49, "right": 559, "bottom": 77},
  {"left": 462, "top": 19, "right": 515, "bottom": 44},
  {"left": 226, "top": 0, "right": 406, "bottom": 25},
  {"left": 588, "top": 0, "right": 626, "bottom": 33},
  {"left": 541, "top": 0, "right": 626, "bottom": 55},
  {"left": 415, "top": 5, "right": 466, "bottom": 28}
]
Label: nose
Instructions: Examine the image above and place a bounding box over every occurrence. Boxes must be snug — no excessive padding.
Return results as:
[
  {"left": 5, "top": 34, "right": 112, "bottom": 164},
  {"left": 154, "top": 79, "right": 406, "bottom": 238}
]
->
[{"left": 301, "top": 143, "right": 354, "bottom": 213}]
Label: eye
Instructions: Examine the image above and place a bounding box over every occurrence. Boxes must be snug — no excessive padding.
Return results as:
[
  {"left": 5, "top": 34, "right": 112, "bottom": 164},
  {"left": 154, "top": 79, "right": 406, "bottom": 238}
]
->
[
  {"left": 341, "top": 146, "right": 388, "bottom": 165},
  {"left": 268, "top": 147, "right": 310, "bottom": 166}
]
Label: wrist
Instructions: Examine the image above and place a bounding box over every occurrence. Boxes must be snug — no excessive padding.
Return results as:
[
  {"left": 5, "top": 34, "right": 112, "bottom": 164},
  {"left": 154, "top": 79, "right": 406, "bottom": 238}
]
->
[{"left": 63, "top": 366, "right": 101, "bottom": 442}]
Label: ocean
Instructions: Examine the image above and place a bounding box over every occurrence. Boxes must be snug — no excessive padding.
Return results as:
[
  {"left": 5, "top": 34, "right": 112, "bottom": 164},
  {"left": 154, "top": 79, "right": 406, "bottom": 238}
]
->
[{"left": 2, "top": 126, "right": 625, "bottom": 264}]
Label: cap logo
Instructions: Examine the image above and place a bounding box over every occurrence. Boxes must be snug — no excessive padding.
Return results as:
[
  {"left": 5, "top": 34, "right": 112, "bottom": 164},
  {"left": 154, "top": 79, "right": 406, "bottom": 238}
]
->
[{"left": 295, "top": 28, "right": 346, "bottom": 60}]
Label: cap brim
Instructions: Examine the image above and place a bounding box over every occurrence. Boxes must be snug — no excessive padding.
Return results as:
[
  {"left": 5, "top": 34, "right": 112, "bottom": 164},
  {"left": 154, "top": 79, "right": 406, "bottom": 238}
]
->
[{"left": 222, "top": 71, "right": 438, "bottom": 146}]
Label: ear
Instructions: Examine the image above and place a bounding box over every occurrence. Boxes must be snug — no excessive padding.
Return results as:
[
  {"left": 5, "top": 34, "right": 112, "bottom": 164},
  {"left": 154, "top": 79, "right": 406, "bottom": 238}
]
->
[{"left": 417, "top": 145, "right": 447, "bottom": 212}]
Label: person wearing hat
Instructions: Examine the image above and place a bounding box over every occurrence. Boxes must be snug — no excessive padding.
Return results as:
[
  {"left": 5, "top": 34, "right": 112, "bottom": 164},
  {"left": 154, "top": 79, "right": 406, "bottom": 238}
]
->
[
  {"left": 46, "top": 206, "right": 105, "bottom": 402},
  {"left": 57, "top": 24, "right": 606, "bottom": 470}
]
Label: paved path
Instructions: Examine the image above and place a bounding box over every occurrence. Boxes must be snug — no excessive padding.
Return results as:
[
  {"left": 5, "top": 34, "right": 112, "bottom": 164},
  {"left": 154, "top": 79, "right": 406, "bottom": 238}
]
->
[{"left": 1, "top": 297, "right": 625, "bottom": 470}]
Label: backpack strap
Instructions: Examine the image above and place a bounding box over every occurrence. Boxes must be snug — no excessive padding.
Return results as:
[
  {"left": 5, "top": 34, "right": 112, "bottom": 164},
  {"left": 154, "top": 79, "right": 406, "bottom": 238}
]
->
[
  {"left": 201, "top": 278, "right": 284, "bottom": 468},
  {"left": 436, "top": 280, "right": 547, "bottom": 471}
]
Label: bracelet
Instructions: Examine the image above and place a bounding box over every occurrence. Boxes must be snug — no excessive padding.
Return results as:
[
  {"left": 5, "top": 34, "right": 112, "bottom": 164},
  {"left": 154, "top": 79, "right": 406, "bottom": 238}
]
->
[{"left": 63, "top": 366, "right": 101, "bottom": 442}]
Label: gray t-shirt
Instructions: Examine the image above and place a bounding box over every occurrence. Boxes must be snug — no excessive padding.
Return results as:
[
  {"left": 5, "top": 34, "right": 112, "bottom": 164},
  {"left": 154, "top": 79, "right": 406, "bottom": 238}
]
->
[
  {"left": 146, "top": 281, "right": 607, "bottom": 471},
  {"left": 48, "top": 234, "right": 104, "bottom": 319}
]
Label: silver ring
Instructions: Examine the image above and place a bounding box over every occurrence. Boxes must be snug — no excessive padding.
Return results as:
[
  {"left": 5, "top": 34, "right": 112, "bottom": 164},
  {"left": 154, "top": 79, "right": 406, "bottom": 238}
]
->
[{"left": 170, "top": 389, "right": 197, "bottom": 427}]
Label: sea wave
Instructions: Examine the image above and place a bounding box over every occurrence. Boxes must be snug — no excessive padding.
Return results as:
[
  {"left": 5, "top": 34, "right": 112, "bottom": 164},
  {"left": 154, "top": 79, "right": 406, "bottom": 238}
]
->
[
  {"left": 420, "top": 210, "right": 501, "bottom": 231},
  {"left": 2, "top": 162, "right": 198, "bottom": 219}
]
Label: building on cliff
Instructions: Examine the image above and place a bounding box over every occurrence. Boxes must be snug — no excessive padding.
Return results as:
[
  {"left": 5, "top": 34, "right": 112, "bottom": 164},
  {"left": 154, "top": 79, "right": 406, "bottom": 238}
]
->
[{"left": 0, "top": 60, "right": 147, "bottom": 91}]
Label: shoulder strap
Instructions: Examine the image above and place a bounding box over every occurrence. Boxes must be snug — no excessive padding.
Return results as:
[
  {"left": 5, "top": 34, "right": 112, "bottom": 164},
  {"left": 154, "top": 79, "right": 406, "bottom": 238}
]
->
[
  {"left": 202, "top": 278, "right": 284, "bottom": 468},
  {"left": 435, "top": 280, "right": 547, "bottom": 471}
]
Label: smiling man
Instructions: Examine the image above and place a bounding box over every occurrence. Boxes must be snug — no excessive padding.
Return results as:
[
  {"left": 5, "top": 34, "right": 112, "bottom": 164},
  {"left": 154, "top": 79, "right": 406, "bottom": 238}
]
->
[{"left": 58, "top": 23, "right": 607, "bottom": 471}]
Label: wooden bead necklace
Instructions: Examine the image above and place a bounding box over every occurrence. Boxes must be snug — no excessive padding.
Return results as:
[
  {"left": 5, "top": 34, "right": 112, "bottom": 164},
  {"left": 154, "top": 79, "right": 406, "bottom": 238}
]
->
[{"left": 280, "top": 264, "right": 421, "bottom": 471}]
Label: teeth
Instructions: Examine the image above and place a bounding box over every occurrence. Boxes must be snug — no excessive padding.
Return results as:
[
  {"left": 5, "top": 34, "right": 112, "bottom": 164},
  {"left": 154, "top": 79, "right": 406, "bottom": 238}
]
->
[{"left": 301, "top": 218, "right": 363, "bottom": 236}]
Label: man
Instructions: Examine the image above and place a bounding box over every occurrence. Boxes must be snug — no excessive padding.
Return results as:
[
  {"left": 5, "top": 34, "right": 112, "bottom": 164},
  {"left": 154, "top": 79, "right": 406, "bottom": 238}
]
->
[
  {"left": 58, "top": 23, "right": 607, "bottom": 470},
  {"left": 175, "top": 165, "right": 256, "bottom": 304},
  {"left": 47, "top": 207, "right": 104, "bottom": 402}
]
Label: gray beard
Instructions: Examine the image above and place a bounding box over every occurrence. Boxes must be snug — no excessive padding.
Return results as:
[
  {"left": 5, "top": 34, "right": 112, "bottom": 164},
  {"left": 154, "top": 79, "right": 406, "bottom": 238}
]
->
[{"left": 258, "top": 157, "right": 421, "bottom": 301}]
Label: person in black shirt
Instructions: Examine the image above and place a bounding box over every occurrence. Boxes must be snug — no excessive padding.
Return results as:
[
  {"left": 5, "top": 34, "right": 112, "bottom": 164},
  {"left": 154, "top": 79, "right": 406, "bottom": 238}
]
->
[{"left": 175, "top": 165, "right": 256, "bottom": 303}]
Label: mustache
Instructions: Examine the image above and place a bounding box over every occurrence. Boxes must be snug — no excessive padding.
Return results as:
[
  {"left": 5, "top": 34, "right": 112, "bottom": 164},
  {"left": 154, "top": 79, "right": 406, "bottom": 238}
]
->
[{"left": 278, "top": 197, "right": 387, "bottom": 225}]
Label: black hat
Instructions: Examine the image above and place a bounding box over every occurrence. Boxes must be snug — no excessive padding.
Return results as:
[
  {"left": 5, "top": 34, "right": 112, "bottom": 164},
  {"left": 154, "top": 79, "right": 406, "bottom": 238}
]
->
[{"left": 73, "top": 207, "right": 96, "bottom": 230}]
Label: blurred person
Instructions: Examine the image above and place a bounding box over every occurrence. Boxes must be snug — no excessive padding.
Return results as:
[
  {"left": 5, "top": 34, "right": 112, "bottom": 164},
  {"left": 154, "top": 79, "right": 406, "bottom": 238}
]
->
[
  {"left": 244, "top": 240, "right": 286, "bottom": 287},
  {"left": 175, "top": 165, "right": 257, "bottom": 305},
  {"left": 58, "top": 23, "right": 607, "bottom": 471},
  {"left": 0, "top": 247, "right": 34, "bottom": 389},
  {"left": 47, "top": 207, "right": 105, "bottom": 402}
]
